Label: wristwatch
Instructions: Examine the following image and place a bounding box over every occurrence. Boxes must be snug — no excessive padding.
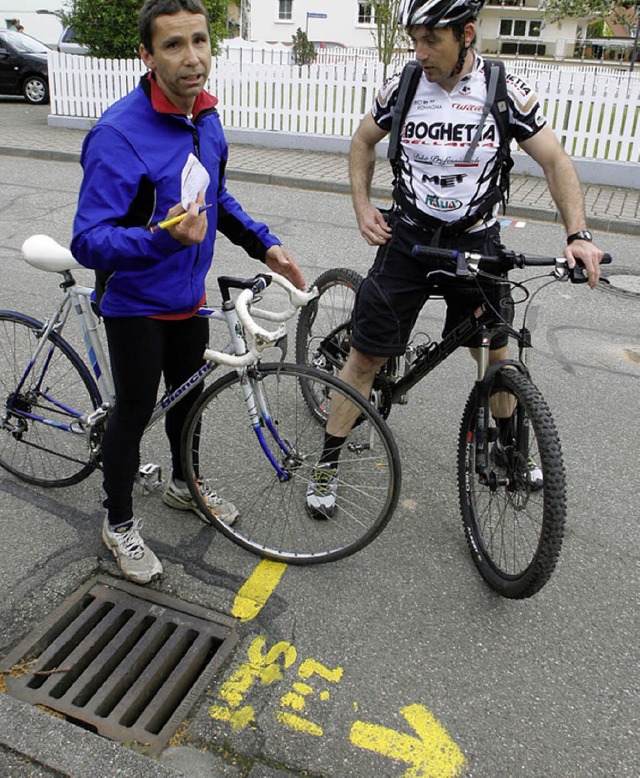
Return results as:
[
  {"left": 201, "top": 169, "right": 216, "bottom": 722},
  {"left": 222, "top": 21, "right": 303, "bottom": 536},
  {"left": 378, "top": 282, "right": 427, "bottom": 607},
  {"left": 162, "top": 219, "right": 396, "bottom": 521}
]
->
[{"left": 566, "top": 229, "right": 593, "bottom": 244}]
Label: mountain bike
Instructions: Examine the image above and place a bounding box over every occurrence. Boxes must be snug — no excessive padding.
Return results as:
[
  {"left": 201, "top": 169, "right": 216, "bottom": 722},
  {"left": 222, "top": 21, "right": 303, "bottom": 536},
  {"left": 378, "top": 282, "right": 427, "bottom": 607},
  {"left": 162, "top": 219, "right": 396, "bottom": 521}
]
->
[
  {"left": 296, "top": 245, "right": 612, "bottom": 598},
  {"left": 0, "top": 235, "right": 401, "bottom": 565}
]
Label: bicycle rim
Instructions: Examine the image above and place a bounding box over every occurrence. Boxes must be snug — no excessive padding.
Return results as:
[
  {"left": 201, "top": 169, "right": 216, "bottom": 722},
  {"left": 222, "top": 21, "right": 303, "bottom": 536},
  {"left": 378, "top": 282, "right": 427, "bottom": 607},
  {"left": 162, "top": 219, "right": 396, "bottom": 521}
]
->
[
  {"left": 0, "top": 312, "right": 101, "bottom": 487},
  {"left": 181, "top": 362, "right": 401, "bottom": 564},
  {"left": 295, "top": 268, "right": 361, "bottom": 421},
  {"left": 458, "top": 369, "right": 566, "bottom": 598}
]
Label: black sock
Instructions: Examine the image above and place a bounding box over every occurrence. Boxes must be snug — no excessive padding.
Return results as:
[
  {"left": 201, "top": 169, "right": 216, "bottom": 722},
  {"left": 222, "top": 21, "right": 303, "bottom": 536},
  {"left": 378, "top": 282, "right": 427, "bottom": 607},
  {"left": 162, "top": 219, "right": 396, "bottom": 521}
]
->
[{"left": 319, "top": 433, "right": 346, "bottom": 469}]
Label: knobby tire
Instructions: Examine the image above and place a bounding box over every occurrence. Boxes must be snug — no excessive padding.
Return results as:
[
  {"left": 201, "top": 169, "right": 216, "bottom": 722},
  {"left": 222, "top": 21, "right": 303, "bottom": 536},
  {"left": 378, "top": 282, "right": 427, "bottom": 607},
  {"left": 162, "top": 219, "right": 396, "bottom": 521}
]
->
[{"left": 458, "top": 368, "right": 566, "bottom": 598}]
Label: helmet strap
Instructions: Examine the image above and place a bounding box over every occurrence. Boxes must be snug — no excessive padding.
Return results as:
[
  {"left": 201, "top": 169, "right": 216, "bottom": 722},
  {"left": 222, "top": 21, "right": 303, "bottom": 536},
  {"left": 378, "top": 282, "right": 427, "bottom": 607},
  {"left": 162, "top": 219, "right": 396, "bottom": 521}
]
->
[{"left": 450, "top": 43, "right": 468, "bottom": 77}]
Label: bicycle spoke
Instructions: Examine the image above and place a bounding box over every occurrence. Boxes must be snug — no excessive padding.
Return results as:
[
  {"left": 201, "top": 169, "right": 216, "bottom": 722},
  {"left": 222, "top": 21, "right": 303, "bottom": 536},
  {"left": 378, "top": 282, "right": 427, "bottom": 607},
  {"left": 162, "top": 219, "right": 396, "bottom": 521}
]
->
[
  {"left": 181, "top": 363, "right": 401, "bottom": 564},
  {"left": 458, "top": 369, "right": 566, "bottom": 598},
  {"left": 0, "top": 313, "right": 100, "bottom": 487}
]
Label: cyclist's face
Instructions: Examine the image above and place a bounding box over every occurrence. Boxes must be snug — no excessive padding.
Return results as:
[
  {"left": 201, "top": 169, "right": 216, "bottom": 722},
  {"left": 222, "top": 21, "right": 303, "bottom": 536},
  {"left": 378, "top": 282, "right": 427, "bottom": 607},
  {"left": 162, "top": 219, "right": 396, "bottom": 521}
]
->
[
  {"left": 140, "top": 10, "right": 211, "bottom": 114},
  {"left": 408, "top": 23, "right": 473, "bottom": 86}
]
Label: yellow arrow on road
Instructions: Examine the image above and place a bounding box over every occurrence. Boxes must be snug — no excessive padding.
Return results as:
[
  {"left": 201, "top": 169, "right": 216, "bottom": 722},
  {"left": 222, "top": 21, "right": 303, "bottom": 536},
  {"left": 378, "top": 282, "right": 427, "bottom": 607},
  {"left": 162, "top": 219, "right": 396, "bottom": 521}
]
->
[{"left": 350, "top": 703, "right": 465, "bottom": 777}]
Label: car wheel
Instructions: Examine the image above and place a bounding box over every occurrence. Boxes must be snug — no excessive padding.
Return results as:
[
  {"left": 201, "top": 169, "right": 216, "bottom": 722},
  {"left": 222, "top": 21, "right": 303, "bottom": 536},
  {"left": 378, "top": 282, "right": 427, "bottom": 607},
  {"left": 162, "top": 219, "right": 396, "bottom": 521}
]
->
[{"left": 22, "top": 75, "right": 49, "bottom": 105}]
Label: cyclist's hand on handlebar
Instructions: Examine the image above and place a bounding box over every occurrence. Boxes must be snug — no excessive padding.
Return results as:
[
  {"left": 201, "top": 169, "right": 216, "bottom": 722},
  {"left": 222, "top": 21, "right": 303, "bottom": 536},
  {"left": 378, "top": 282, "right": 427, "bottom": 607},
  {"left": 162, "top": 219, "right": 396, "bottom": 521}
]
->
[
  {"left": 355, "top": 203, "right": 392, "bottom": 246},
  {"left": 264, "top": 245, "right": 306, "bottom": 291},
  {"left": 564, "top": 239, "right": 604, "bottom": 288}
]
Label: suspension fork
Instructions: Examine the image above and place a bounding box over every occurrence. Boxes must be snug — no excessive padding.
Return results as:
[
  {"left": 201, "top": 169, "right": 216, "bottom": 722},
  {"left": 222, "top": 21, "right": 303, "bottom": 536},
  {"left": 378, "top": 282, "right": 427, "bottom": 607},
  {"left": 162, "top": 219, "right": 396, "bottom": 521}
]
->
[
  {"left": 474, "top": 328, "right": 493, "bottom": 475},
  {"left": 473, "top": 336, "right": 529, "bottom": 480}
]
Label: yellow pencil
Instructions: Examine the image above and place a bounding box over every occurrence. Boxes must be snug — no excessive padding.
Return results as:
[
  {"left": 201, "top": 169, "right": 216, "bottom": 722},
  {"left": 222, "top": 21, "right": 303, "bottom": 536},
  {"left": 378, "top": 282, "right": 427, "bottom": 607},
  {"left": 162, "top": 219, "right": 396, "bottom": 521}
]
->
[{"left": 150, "top": 203, "right": 212, "bottom": 231}]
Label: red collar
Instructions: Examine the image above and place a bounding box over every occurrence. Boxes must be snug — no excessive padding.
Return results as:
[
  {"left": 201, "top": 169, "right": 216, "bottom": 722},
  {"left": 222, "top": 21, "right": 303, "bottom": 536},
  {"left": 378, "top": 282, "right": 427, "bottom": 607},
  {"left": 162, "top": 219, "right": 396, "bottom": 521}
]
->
[{"left": 146, "top": 72, "right": 218, "bottom": 118}]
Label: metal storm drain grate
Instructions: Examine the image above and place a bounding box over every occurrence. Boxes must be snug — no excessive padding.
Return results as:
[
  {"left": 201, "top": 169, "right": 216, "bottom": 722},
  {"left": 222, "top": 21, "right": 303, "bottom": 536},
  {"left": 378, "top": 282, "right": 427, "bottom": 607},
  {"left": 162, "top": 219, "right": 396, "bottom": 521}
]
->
[{"left": 0, "top": 576, "right": 237, "bottom": 755}]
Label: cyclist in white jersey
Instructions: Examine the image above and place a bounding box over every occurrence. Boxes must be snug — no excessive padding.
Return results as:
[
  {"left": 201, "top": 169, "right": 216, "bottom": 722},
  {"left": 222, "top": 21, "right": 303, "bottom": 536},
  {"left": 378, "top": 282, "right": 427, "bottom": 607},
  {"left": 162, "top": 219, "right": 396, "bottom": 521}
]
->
[
  {"left": 306, "top": 0, "right": 605, "bottom": 519},
  {"left": 373, "top": 54, "right": 544, "bottom": 230}
]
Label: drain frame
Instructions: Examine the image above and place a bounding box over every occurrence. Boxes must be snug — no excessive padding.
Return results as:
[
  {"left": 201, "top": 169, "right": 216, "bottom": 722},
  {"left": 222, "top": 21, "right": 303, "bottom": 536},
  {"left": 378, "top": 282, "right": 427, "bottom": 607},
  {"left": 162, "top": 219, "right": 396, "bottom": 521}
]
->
[{"left": 0, "top": 575, "right": 238, "bottom": 756}]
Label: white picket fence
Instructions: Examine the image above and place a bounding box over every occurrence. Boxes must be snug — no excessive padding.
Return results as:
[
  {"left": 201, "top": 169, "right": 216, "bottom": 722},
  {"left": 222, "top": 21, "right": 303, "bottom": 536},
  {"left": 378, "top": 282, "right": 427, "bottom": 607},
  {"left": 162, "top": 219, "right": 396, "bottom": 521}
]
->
[{"left": 47, "top": 50, "right": 640, "bottom": 163}]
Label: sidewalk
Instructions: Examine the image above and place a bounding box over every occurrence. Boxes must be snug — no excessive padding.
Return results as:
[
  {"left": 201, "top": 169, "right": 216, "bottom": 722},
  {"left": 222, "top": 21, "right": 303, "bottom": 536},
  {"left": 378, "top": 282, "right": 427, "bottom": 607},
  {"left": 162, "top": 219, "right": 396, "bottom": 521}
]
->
[{"left": 0, "top": 101, "right": 639, "bottom": 234}]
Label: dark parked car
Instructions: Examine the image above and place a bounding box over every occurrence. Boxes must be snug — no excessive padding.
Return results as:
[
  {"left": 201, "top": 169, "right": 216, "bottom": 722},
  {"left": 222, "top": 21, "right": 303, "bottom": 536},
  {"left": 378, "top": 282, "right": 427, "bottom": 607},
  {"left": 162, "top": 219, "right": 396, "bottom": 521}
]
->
[{"left": 0, "top": 29, "right": 49, "bottom": 104}]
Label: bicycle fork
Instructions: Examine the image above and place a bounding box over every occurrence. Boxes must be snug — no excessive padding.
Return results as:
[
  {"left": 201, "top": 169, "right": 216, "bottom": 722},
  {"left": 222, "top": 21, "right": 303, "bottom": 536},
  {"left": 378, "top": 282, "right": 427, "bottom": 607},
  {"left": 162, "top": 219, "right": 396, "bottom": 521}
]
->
[
  {"left": 473, "top": 328, "right": 531, "bottom": 491},
  {"left": 238, "top": 366, "right": 300, "bottom": 482}
]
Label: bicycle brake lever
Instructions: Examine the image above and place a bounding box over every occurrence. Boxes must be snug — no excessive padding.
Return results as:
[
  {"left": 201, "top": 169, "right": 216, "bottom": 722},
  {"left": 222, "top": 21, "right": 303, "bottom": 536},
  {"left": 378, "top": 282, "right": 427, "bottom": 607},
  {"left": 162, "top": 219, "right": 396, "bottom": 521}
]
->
[
  {"left": 568, "top": 252, "right": 612, "bottom": 284},
  {"left": 568, "top": 262, "right": 588, "bottom": 284}
]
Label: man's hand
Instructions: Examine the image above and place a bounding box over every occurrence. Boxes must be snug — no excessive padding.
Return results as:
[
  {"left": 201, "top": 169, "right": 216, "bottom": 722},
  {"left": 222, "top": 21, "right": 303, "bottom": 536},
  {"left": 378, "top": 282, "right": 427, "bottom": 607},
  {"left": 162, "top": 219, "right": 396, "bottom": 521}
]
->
[
  {"left": 564, "top": 240, "right": 604, "bottom": 288},
  {"left": 356, "top": 202, "right": 393, "bottom": 246},
  {"left": 165, "top": 191, "right": 208, "bottom": 246},
  {"left": 264, "top": 245, "right": 306, "bottom": 290}
]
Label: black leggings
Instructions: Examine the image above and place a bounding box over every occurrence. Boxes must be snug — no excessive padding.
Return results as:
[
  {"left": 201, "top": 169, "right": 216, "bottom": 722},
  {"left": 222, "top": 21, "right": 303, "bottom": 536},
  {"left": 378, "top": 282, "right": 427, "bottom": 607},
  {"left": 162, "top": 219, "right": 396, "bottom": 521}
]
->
[{"left": 102, "top": 315, "right": 208, "bottom": 524}]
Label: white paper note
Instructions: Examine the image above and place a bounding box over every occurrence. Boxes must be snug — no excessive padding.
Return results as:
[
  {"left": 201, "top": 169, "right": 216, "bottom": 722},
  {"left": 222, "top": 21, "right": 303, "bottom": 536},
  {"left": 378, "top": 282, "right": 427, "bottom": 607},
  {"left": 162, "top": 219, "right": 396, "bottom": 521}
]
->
[{"left": 181, "top": 153, "right": 210, "bottom": 209}]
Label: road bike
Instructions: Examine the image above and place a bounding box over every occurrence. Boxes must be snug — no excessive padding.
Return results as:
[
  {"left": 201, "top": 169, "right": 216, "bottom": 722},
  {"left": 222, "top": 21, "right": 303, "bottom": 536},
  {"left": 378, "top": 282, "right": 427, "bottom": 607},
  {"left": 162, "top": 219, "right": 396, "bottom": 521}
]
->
[
  {"left": 296, "top": 245, "right": 612, "bottom": 598},
  {"left": 0, "top": 235, "right": 401, "bottom": 565}
]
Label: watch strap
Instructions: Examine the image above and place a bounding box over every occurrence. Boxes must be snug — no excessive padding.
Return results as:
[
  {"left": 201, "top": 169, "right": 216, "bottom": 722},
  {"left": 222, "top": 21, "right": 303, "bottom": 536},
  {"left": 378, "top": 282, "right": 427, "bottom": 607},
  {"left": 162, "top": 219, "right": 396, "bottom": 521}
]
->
[{"left": 567, "top": 230, "right": 593, "bottom": 244}]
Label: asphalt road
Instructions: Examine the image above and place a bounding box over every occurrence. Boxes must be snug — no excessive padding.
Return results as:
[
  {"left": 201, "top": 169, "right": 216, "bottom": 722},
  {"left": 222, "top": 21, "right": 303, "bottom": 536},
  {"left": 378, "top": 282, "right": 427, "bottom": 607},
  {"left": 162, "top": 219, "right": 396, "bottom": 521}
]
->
[{"left": 0, "top": 155, "right": 639, "bottom": 777}]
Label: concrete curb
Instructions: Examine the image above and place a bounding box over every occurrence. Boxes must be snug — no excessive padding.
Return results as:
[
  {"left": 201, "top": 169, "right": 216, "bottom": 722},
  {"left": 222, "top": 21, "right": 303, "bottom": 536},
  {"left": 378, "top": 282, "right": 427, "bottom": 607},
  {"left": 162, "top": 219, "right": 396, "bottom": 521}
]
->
[{"left": 0, "top": 693, "right": 181, "bottom": 778}]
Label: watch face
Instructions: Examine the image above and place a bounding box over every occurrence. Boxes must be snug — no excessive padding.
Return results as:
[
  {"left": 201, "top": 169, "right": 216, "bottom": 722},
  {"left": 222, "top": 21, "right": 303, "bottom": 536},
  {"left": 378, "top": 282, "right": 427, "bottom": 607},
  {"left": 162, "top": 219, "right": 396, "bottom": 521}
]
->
[{"left": 569, "top": 230, "right": 593, "bottom": 243}]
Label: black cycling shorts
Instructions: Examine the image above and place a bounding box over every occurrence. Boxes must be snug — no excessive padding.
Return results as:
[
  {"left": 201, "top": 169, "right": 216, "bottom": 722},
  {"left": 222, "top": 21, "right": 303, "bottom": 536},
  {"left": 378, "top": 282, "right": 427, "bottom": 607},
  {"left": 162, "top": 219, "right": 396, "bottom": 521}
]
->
[{"left": 351, "top": 213, "right": 514, "bottom": 357}]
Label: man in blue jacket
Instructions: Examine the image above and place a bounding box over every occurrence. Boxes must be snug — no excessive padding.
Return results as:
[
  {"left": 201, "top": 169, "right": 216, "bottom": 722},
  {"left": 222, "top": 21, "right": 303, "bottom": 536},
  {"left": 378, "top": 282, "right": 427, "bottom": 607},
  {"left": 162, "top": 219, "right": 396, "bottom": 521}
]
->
[{"left": 72, "top": 0, "right": 305, "bottom": 584}]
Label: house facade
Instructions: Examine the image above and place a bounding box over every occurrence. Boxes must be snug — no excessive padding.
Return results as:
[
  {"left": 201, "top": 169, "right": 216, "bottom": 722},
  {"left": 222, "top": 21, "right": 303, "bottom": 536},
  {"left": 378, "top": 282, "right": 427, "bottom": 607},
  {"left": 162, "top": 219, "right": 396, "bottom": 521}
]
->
[
  {"left": 478, "top": 0, "right": 582, "bottom": 60},
  {"left": 246, "top": 0, "right": 383, "bottom": 48},
  {"left": 244, "top": 0, "right": 589, "bottom": 60}
]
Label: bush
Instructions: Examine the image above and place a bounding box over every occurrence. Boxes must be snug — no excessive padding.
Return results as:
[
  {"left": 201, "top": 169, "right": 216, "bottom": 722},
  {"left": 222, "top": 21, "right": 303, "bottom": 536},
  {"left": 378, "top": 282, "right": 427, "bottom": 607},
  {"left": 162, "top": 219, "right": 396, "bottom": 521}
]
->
[
  {"left": 63, "top": 0, "right": 228, "bottom": 59},
  {"left": 291, "top": 28, "right": 316, "bottom": 65}
]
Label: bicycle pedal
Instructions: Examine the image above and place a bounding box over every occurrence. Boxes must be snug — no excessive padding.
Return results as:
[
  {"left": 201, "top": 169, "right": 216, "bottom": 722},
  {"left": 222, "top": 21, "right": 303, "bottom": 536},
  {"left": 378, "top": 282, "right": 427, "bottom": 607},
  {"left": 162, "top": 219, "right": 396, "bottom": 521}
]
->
[{"left": 138, "top": 463, "right": 163, "bottom": 494}]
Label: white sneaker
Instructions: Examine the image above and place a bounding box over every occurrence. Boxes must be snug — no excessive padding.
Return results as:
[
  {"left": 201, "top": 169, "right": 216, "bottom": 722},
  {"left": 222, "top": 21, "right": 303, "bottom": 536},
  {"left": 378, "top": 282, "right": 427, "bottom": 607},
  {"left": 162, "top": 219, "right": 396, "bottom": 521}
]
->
[
  {"left": 527, "top": 459, "right": 544, "bottom": 490},
  {"left": 163, "top": 477, "right": 239, "bottom": 526},
  {"left": 306, "top": 464, "right": 339, "bottom": 520},
  {"left": 102, "top": 517, "right": 163, "bottom": 584}
]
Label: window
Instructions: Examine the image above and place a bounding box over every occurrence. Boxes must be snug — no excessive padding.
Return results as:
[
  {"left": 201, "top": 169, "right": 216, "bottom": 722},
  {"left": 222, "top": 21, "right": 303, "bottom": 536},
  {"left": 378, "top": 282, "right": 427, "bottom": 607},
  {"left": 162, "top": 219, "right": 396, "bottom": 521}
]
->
[
  {"left": 279, "top": 0, "right": 293, "bottom": 21},
  {"left": 358, "top": 2, "right": 374, "bottom": 24},
  {"left": 529, "top": 20, "right": 542, "bottom": 37},
  {"left": 499, "top": 18, "right": 542, "bottom": 38}
]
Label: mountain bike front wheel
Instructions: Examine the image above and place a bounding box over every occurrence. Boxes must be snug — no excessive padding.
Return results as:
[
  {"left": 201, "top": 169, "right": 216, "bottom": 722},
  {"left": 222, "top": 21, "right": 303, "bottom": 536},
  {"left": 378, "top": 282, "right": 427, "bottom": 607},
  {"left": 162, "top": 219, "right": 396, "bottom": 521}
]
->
[
  {"left": 458, "top": 368, "right": 566, "bottom": 599},
  {"left": 181, "top": 362, "right": 401, "bottom": 564},
  {"left": 0, "top": 312, "right": 102, "bottom": 487}
]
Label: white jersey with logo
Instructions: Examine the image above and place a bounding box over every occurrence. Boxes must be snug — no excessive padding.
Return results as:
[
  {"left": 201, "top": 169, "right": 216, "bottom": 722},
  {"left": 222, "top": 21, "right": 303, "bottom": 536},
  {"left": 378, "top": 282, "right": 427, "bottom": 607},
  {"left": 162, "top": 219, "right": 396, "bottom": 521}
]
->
[{"left": 372, "top": 54, "right": 546, "bottom": 227}]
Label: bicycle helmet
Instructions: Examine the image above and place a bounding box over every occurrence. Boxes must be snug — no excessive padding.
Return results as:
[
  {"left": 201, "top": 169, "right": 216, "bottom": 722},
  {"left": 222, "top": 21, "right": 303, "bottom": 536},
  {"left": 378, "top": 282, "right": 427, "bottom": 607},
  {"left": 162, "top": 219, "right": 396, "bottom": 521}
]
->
[{"left": 398, "top": 0, "right": 485, "bottom": 28}]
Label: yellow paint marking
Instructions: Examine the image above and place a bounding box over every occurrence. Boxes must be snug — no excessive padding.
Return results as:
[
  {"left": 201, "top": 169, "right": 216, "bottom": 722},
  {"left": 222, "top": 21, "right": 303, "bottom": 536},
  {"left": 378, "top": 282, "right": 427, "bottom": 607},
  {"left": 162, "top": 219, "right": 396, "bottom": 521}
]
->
[
  {"left": 276, "top": 711, "right": 323, "bottom": 736},
  {"left": 231, "top": 559, "right": 288, "bottom": 621},
  {"left": 208, "top": 704, "right": 255, "bottom": 731},
  {"left": 350, "top": 704, "right": 465, "bottom": 777}
]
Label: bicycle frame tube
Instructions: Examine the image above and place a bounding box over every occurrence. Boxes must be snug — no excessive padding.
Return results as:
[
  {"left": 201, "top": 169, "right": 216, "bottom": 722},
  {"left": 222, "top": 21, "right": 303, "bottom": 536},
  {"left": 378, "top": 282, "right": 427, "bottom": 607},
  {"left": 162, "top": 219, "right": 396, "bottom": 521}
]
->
[
  {"left": 144, "top": 308, "right": 229, "bottom": 431},
  {"left": 146, "top": 359, "right": 219, "bottom": 430},
  {"left": 71, "top": 286, "right": 115, "bottom": 404},
  {"left": 8, "top": 296, "right": 91, "bottom": 433},
  {"left": 390, "top": 301, "right": 499, "bottom": 403},
  {"left": 13, "top": 296, "right": 72, "bottom": 397}
]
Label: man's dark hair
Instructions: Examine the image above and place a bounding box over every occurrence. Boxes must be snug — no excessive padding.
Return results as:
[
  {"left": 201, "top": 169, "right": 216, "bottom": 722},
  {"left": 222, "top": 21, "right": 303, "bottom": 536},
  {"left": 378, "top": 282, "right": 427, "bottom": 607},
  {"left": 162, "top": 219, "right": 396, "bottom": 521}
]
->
[{"left": 138, "top": 0, "right": 210, "bottom": 53}]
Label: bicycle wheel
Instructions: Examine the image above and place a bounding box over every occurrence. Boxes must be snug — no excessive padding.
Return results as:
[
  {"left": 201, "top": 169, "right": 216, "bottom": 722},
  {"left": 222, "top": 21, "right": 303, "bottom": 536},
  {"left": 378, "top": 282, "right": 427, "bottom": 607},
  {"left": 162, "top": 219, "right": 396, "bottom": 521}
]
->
[
  {"left": 295, "top": 268, "right": 362, "bottom": 421},
  {"left": 0, "top": 312, "right": 102, "bottom": 487},
  {"left": 458, "top": 368, "right": 566, "bottom": 598},
  {"left": 181, "top": 362, "right": 401, "bottom": 564}
]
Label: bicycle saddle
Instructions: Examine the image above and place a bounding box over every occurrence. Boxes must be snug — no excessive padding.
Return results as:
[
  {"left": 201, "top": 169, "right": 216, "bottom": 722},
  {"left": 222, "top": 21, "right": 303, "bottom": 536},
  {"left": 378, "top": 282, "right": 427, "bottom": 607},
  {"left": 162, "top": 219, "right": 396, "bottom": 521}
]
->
[{"left": 21, "top": 234, "right": 82, "bottom": 273}]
